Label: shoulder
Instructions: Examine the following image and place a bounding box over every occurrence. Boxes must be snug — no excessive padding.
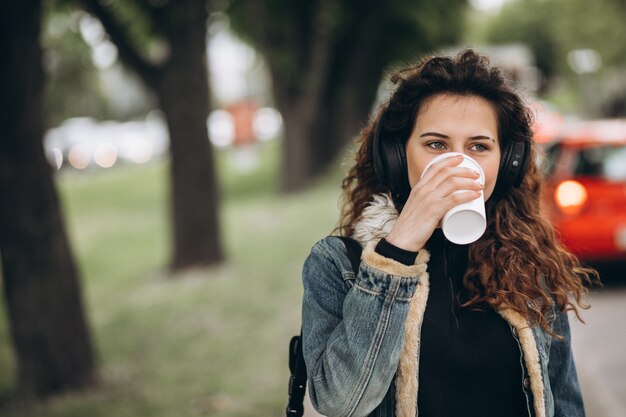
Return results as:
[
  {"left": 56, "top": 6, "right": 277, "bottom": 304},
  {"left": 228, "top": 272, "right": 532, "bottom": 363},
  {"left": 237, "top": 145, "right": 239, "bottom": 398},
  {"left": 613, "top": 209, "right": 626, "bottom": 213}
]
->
[{"left": 304, "top": 236, "right": 361, "bottom": 280}]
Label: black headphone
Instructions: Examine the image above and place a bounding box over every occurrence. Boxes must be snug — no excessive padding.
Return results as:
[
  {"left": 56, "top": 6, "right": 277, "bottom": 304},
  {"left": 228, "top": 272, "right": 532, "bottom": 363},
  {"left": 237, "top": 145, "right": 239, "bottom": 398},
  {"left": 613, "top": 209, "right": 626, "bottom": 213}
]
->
[{"left": 373, "top": 106, "right": 531, "bottom": 211}]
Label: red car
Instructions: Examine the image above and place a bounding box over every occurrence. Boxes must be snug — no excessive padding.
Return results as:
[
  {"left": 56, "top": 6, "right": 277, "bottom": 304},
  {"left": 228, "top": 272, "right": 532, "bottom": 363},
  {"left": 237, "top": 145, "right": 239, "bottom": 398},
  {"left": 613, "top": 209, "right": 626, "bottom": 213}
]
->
[{"left": 540, "top": 119, "right": 626, "bottom": 262}]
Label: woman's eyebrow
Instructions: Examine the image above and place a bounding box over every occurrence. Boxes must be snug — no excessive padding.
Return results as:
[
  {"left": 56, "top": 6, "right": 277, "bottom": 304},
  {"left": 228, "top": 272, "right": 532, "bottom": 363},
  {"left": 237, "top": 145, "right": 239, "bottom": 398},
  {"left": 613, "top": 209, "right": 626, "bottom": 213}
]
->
[
  {"left": 419, "top": 132, "right": 449, "bottom": 138},
  {"left": 469, "top": 135, "right": 496, "bottom": 142},
  {"left": 419, "top": 132, "right": 495, "bottom": 143}
]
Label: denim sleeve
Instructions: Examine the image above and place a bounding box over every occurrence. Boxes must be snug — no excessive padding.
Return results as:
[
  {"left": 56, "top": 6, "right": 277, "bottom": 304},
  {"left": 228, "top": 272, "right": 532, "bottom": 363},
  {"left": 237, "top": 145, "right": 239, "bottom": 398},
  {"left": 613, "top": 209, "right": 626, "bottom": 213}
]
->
[
  {"left": 548, "top": 311, "right": 586, "bottom": 417},
  {"left": 301, "top": 240, "right": 426, "bottom": 417}
]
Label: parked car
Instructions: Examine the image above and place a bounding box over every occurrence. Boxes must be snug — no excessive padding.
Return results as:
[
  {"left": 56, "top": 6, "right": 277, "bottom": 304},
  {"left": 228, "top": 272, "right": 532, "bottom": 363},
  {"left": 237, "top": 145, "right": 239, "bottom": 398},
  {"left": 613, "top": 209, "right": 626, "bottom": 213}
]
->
[{"left": 540, "top": 119, "right": 626, "bottom": 262}]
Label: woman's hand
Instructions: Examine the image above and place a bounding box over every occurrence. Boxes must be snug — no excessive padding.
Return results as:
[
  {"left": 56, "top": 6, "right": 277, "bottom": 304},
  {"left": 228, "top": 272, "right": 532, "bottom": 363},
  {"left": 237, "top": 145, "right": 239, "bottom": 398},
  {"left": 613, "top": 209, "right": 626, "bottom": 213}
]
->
[{"left": 386, "top": 154, "right": 484, "bottom": 252}]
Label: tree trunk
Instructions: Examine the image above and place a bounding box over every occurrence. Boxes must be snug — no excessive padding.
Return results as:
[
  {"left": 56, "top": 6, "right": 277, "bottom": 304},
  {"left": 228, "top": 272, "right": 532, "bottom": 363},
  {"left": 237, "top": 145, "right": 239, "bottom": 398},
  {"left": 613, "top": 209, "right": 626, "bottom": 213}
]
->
[
  {"left": 0, "top": 0, "right": 96, "bottom": 398},
  {"left": 277, "top": 87, "right": 368, "bottom": 193},
  {"left": 271, "top": 2, "right": 389, "bottom": 193},
  {"left": 156, "top": 9, "right": 224, "bottom": 270},
  {"left": 277, "top": 87, "right": 316, "bottom": 192},
  {"left": 79, "top": 0, "right": 225, "bottom": 271},
  {"left": 275, "top": 60, "right": 382, "bottom": 193}
]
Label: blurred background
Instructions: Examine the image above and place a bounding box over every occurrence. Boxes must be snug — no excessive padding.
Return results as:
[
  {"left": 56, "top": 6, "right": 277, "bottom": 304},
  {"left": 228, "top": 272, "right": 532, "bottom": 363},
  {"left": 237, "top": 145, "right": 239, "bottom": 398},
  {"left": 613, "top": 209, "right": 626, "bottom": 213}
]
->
[{"left": 1, "top": 0, "right": 625, "bottom": 416}]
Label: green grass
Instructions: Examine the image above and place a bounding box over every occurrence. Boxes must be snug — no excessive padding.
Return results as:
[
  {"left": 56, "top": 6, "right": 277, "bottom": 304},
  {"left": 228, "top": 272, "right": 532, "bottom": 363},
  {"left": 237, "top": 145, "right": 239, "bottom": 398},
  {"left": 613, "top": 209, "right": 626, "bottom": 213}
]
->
[{"left": 0, "top": 141, "right": 346, "bottom": 417}]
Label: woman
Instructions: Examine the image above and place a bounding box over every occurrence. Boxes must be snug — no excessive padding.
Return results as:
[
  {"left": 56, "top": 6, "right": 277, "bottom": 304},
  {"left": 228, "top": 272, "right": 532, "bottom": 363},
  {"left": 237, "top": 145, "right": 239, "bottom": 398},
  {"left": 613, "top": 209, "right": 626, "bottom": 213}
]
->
[{"left": 301, "top": 49, "right": 597, "bottom": 417}]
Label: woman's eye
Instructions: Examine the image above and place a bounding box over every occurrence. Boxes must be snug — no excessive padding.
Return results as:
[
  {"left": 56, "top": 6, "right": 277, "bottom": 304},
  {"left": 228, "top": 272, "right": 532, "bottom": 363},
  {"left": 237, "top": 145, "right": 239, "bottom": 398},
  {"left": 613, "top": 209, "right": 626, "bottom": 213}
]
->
[
  {"left": 427, "top": 141, "right": 446, "bottom": 150},
  {"left": 470, "top": 143, "right": 488, "bottom": 152}
]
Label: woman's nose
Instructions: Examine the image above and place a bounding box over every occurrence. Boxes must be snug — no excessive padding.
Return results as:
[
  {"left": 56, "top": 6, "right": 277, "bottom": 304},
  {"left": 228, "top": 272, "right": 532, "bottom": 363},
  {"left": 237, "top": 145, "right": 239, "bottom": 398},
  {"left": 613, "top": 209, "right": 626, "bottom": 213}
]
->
[{"left": 450, "top": 147, "right": 467, "bottom": 155}]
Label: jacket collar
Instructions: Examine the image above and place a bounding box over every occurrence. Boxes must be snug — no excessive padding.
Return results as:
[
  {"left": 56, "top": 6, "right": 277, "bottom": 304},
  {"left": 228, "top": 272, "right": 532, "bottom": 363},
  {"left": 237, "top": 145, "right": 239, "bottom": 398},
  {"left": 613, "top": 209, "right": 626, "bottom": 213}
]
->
[{"left": 352, "top": 193, "right": 398, "bottom": 247}]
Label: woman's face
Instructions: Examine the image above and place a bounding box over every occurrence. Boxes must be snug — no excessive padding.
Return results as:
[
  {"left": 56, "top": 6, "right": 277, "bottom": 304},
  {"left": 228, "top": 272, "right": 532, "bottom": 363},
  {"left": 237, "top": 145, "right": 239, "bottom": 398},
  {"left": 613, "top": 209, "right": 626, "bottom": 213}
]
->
[{"left": 405, "top": 93, "right": 501, "bottom": 201}]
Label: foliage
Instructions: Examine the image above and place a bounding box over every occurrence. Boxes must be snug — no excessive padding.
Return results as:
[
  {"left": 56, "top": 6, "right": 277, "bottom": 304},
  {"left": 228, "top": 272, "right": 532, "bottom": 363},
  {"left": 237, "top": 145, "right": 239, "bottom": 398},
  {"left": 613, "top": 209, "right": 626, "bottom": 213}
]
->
[
  {"left": 43, "top": 0, "right": 209, "bottom": 125},
  {"left": 42, "top": 1, "right": 156, "bottom": 125},
  {"left": 42, "top": 9, "right": 106, "bottom": 126},
  {"left": 477, "top": 0, "right": 626, "bottom": 116},
  {"left": 56, "top": 0, "right": 164, "bottom": 59},
  {"left": 485, "top": 0, "right": 626, "bottom": 83},
  {"left": 228, "top": 0, "right": 468, "bottom": 87}
]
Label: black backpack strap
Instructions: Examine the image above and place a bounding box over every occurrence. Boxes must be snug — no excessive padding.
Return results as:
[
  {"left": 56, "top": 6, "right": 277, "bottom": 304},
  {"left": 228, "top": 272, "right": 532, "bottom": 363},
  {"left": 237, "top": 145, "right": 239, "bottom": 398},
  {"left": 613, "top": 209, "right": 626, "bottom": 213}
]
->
[
  {"left": 286, "top": 334, "right": 307, "bottom": 416},
  {"left": 286, "top": 236, "right": 363, "bottom": 417},
  {"left": 336, "top": 236, "right": 363, "bottom": 274}
]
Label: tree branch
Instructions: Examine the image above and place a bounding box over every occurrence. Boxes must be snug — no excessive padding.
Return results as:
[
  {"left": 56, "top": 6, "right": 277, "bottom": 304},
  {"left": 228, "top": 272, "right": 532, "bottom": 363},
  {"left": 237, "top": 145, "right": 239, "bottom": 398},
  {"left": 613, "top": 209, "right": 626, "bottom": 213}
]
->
[{"left": 79, "top": 0, "right": 160, "bottom": 88}]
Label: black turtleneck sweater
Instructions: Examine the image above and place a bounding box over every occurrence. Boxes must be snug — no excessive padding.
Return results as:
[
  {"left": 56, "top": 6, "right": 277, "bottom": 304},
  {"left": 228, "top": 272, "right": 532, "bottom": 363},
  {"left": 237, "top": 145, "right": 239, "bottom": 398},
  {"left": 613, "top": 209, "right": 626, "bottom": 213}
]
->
[{"left": 376, "top": 230, "right": 530, "bottom": 417}]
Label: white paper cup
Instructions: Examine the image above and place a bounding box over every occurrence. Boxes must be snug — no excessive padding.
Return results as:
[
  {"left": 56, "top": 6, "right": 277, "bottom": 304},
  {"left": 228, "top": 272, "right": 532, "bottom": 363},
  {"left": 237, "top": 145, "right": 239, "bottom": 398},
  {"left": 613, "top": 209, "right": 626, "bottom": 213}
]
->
[{"left": 420, "top": 152, "right": 486, "bottom": 244}]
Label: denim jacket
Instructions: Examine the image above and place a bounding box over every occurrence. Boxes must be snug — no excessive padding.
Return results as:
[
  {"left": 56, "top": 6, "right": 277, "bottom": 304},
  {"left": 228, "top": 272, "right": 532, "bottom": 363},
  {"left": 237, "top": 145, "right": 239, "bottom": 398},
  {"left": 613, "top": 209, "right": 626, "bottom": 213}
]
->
[{"left": 301, "top": 194, "right": 585, "bottom": 417}]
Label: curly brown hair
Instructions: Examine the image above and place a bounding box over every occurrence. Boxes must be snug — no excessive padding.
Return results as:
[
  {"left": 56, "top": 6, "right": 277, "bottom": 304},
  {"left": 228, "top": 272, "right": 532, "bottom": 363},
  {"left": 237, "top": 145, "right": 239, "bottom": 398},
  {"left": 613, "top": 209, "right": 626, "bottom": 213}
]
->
[{"left": 337, "top": 49, "right": 599, "bottom": 333}]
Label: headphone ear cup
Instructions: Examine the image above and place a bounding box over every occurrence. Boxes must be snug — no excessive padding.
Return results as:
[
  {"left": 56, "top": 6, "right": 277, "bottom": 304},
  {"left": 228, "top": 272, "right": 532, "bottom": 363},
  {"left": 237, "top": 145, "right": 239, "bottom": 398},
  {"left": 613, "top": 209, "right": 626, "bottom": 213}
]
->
[
  {"left": 388, "top": 138, "right": 409, "bottom": 196},
  {"left": 495, "top": 140, "right": 530, "bottom": 194},
  {"left": 380, "top": 136, "right": 410, "bottom": 209},
  {"left": 373, "top": 114, "right": 389, "bottom": 185},
  {"left": 372, "top": 110, "right": 410, "bottom": 209},
  {"left": 497, "top": 141, "right": 513, "bottom": 188}
]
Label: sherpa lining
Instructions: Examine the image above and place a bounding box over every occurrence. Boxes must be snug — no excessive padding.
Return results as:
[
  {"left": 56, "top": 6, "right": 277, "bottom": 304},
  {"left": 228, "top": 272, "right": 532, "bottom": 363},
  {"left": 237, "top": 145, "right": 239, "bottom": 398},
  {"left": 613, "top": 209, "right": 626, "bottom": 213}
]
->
[
  {"left": 395, "top": 270, "right": 430, "bottom": 417},
  {"left": 352, "top": 194, "right": 399, "bottom": 248},
  {"left": 362, "top": 241, "right": 429, "bottom": 278},
  {"left": 498, "top": 308, "right": 546, "bottom": 417}
]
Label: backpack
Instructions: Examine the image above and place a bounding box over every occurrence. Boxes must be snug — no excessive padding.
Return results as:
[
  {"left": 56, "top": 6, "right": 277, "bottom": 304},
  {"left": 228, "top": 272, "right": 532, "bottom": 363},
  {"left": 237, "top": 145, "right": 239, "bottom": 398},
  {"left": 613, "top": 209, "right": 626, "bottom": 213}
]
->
[{"left": 286, "top": 236, "right": 363, "bottom": 417}]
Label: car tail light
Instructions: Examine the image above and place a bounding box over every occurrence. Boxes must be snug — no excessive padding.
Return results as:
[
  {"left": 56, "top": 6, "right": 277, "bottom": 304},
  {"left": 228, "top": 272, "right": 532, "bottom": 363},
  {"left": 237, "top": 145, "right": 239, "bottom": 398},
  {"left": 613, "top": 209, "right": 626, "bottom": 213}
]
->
[{"left": 555, "top": 180, "right": 588, "bottom": 215}]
